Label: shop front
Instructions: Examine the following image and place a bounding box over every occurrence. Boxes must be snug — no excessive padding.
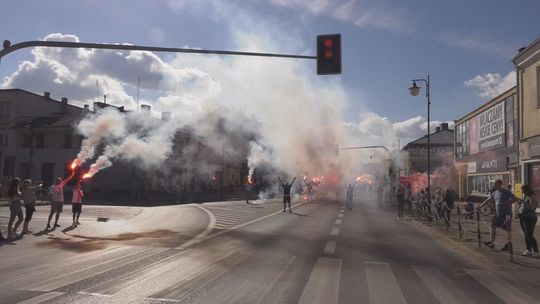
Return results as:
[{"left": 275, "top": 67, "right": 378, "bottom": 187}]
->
[
  {"left": 523, "top": 135, "right": 540, "bottom": 193},
  {"left": 464, "top": 152, "right": 511, "bottom": 201}
]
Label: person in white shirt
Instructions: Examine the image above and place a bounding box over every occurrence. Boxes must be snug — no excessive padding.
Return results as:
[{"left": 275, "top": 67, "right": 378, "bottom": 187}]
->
[
  {"left": 46, "top": 174, "right": 74, "bottom": 229},
  {"left": 71, "top": 182, "right": 84, "bottom": 227}
]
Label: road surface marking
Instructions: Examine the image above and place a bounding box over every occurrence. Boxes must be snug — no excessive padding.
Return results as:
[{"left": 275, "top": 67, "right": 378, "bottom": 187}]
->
[
  {"left": 365, "top": 261, "right": 407, "bottom": 304},
  {"left": 204, "top": 206, "right": 254, "bottom": 213},
  {"left": 178, "top": 202, "right": 307, "bottom": 250},
  {"left": 3, "top": 245, "right": 128, "bottom": 287},
  {"left": 330, "top": 227, "right": 340, "bottom": 236},
  {"left": 465, "top": 269, "right": 540, "bottom": 304},
  {"left": 147, "top": 251, "right": 255, "bottom": 301},
  {"left": 323, "top": 240, "right": 337, "bottom": 254},
  {"left": 298, "top": 258, "right": 342, "bottom": 304},
  {"left": 255, "top": 256, "right": 296, "bottom": 304},
  {"left": 77, "top": 291, "right": 113, "bottom": 298},
  {"left": 338, "top": 214, "right": 343, "bottom": 218},
  {"left": 24, "top": 247, "right": 166, "bottom": 292},
  {"left": 413, "top": 266, "right": 475, "bottom": 304},
  {"left": 17, "top": 292, "right": 64, "bottom": 304},
  {"left": 335, "top": 219, "right": 342, "bottom": 225}
]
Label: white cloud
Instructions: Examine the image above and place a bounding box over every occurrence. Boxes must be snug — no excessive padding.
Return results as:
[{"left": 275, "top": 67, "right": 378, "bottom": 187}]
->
[
  {"left": 439, "top": 32, "right": 515, "bottom": 59},
  {"left": 1, "top": 33, "right": 221, "bottom": 112},
  {"left": 464, "top": 71, "right": 516, "bottom": 98}
]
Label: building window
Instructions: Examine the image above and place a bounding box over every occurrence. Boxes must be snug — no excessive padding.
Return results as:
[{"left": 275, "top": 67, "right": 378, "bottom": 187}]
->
[
  {"left": 529, "top": 164, "right": 540, "bottom": 193},
  {"left": 20, "top": 162, "right": 32, "bottom": 179},
  {"left": 537, "top": 66, "right": 540, "bottom": 108},
  {"left": 36, "top": 134, "right": 45, "bottom": 149},
  {"left": 63, "top": 134, "right": 72, "bottom": 148},
  {"left": 0, "top": 102, "right": 10, "bottom": 122},
  {"left": 3, "top": 156, "right": 15, "bottom": 178},
  {"left": 22, "top": 135, "right": 31, "bottom": 148},
  {"left": 470, "top": 174, "right": 503, "bottom": 196}
]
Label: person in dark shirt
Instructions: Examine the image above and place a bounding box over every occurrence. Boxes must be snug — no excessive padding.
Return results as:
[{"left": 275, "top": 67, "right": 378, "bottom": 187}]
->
[{"left": 279, "top": 177, "right": 296, "bottom": 213}]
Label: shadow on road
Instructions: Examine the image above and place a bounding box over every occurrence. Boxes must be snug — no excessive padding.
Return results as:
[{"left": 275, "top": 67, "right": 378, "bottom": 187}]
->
[{"left": 34, "top": 229, "right": 179, "bottom": 253}]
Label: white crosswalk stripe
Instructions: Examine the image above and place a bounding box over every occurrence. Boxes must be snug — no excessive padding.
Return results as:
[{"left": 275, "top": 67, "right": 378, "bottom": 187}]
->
[
  {"left": 16, "top": 292, "right": 64, "bottom": 304},
  {"left": 299, "top": 258, "right": 342, "bottom": 304},
  {"left": 365, "top": 261, "right": 407, "bottom": 304},
  {"left": 413, "top": 266, "right": 475, "bottom": 304},
  {"left": 205, "top": 206, "right": 262, "bottom": 230},
  {"left": 465, "top": 269, "right": 540, "bottom": 304}
]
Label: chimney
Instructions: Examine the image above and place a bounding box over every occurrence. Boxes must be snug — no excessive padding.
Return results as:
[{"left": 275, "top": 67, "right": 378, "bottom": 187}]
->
[
  {"left": 44, "top": 92, "right": 51, "bottom": 99},
  {"left": 161, "top": 112, "right": 171, "bottom": 121},
  {"left": 61, "top": 97, "right": 68, "bottom": 104},
  {"left": 141, "top": 104, "right": 151, "bottom": 114},
  {"left": 441, "top": 123, "right": 449, "bottom": 130},
  {"left": 436, "top": 127, "right": 440, "bottom": 132},
  {"left": 83, "top": 104, "right": 89, "bottom": 109}
]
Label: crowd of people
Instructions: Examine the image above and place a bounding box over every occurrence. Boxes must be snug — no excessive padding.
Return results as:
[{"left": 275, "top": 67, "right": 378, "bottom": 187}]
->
[
  {"left": 0, "top": 172, "right": 84, "bottom": 241},
  {"left": 395, "top": 179, "right": 538, "bottom": 257}
]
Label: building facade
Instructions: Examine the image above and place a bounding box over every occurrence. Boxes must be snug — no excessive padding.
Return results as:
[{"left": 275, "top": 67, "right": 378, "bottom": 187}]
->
[
  {"left": 514, "top": 37, "right": 540, "bottom": 194},
  {"left": 403, "top": 123, "right": 454, "bottom": 173},
  {"left": 0, "top": 89, "right": 84, "bottom": 186},
  {"left": 0, "top": 89, "right": 249, "bottom": 202},
  {"left": 454, "top": 87, "right": 518, "bottom": 201}
]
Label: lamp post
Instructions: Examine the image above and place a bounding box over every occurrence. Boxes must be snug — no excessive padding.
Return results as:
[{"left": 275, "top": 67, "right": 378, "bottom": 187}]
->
[{"left": 409, "top": 75, "right": 431, "bottom": 205}]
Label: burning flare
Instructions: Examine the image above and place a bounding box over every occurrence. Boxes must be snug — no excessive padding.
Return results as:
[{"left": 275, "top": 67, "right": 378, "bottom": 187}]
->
[
  {"left": 70, "top": 160, "right": 79, "bottom": 170},
  {"left": 82, "top": 173, "right": 93, "bottom": 179}
]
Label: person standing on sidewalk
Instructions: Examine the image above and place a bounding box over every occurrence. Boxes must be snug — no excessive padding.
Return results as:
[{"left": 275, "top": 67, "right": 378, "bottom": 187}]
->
[
  {"left": 47, "top": 174, "right": 74, "bottom": 229},
  {"left": 396, "top": 187, "right": 405, "bottom": 219},
  {"left": 479, "top": 179, "right": 515, "bottom": 250},
  {"left": 345, "top": 182, "right": 357, "bottom": 210},
  {"left": 21, "top": 179, "right": 42, "bottom": 234},
  {"left": 71, "top": 182, "right": 84, "bottom": 227},
  {"left": 518, "top": 185, "right": 538, "bottom": 256},
  {"left": 279, "top": 177, "right": 296, "bottom": 213},
  {"left": 444, "top": 188, "right": 455, "bottom": 222},
  {"left": 7, "top": 178, "right": 24, "bottom": 239}
]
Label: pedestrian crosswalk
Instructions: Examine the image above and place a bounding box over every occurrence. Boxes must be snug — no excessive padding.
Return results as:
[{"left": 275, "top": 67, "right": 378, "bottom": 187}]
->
[
  {"left": 10, "top": 246, "right": 540, "bottom": 304},
  {"left": 203, "top": 204, "right": 281, "bottom": 231}
]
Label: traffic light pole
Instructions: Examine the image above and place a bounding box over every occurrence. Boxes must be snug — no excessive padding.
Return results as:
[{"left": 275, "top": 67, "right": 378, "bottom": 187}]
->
[{"left": 0, "top": 40, "right": 317, "bottom": 61}]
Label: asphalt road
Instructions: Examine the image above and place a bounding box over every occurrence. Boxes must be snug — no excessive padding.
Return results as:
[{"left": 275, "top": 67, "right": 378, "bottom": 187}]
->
[{"left": 1, "top": 192, "right": 539, "bottom": 304}]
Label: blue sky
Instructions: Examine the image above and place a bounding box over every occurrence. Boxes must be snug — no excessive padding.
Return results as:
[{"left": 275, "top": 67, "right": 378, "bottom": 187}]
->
[{"left": 1, "top": 0, "right": 539, "bottom": 144}]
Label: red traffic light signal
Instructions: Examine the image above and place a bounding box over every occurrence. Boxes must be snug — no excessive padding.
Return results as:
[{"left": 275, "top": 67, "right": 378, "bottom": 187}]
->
[{"left": 317, "top": 34, "right": 341, "bottom": 75}]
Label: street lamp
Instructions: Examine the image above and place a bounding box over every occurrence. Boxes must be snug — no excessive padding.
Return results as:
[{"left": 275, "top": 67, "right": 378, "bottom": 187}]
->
[{"left": 409, "top": 75, "right": 431, "bottom": 206}]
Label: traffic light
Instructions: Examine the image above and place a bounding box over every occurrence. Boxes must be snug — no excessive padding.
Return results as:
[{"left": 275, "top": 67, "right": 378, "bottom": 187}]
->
[{"left": 317, "top": 34, "right": 341, "bottom": 75}]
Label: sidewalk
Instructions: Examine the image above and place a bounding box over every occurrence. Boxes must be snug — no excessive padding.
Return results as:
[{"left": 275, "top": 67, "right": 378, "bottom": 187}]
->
[{"left": 402, "top": 201, "right": 540, "bottom": 271}]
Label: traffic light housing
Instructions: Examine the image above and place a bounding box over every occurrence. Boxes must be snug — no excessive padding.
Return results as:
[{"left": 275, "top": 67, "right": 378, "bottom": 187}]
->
[{"left": 317, "top": 34, "right": 341, "bottom": 75}]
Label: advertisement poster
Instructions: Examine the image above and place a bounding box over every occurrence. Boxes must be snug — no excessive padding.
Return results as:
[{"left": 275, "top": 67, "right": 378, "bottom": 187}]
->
[
  {"left": 478, "top": 102, "right": 505, "bottom": 151},
  {"left": 470, "top": 116, "right": 479, "bottom": 154}
]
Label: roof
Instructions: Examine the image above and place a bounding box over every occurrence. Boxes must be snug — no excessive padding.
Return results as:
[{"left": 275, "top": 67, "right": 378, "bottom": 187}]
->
[
  {"left": 0, "top": 88, "right": 84, "bottom": 111},
  {"left": 513, "top": 36, "right": 540, "bottom": 66},
  {"left": 403, "top": 129, "right": 454, "bottom": 150}
]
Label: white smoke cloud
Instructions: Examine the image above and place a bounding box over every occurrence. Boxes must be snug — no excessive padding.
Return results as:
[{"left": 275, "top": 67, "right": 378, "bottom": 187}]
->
[{"left": 464, "top": 71, "right": 516, "bottom": 98}]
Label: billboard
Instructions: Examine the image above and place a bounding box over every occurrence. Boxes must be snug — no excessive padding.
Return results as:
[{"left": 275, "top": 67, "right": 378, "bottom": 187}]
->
[{"left": 478, "top": 102, "right": 505, "bottom": 151}]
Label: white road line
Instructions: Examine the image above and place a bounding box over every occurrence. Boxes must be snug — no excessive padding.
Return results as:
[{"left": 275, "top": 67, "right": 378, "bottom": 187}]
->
[
  {"left": 298, "top": 258, "right": 342, "bottom": 304},
  {"left": 337, "top": 214, "right": 343, "bottom": 218},
  {"left": 204, "top": 206, "right": 254, "bottom": 213},
  {"left": 255, "top": 256, "right": 296, "bottom": 304},
  {"left": 77, "top": 291, "right": 113, "bottom": 298},
  {"left": 465, "top": 269, "right": 540, "bottom": 304},
  {"left": 330, "top": 227, "right": 340, "bottom": 236},
  {"left": 17, "top": 292, "right": 64, "bottom": 304},
  {"left": 24, "top": 247, "right": 166, "bottom": 292},
  {"left": 178, "top": 202, "right": 307, "bottom": 250},
  {"left": 323, "top": 240, "right": 337, "bottom": 254},
  {"left": 365, "top": 261, "right": 407, "bottom": 304},
  {"left": 335, "top": 219, "right": 342, "bottom": 225},
  {"left": 413, "top": 266, "right": 475, "bottom": 304}
]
